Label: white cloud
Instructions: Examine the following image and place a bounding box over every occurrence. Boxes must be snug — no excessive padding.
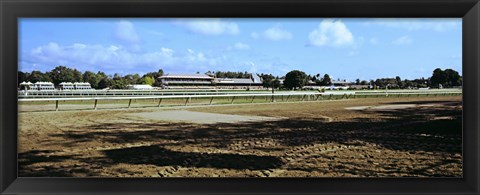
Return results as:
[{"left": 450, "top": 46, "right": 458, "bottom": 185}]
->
[
  {"left": 175, "top": 19, "right": 239, "bottom": 35},
  {"left": 369, "top": 38, "right": 378, "bottom": 45},
  {"left": 251, "top": 32, "right": 260, "bottom": 39},
  {"left": 251, "top": 26, "right": 292, "bottom": 41},
  {"left": 308, "top": 19, "right": 354, "bottom": 47},
  {"left": 392, "top": 36, "right": 413, "bottom": 45},
  {"left": 115, "top": 20, "right": 140, "bottom": 44},
  {"left": 114, "top": 20, "right": 143, "bottom": 52},
  {"left": 227, "top": 42, "right": 250, "bottom": 51},
  {"left": 26, "top": 42, "right": 226, "bottom": 74},
  {"left": 263, "top": 26, "right": 292, "bottom": 41},
  {"left": 366, "top": 19, "right": 460, "bottom": 32}
]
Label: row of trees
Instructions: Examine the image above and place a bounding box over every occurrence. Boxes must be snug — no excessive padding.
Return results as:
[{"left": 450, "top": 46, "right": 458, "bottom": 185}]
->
[
  {"left": 18, "top": 66, "right": 164, "bottom": 89},
  {"left": 278, "top": 68, "right": 461, "bottom": 90},
  {"left": 18, "top": 66, "right": 461, "bottom": 90},
  {"left": 205, "top": 71, "right": 252, "bottom": 79},
  {"left": 430, "top": 68, "right": 462, "bottom": 88}
]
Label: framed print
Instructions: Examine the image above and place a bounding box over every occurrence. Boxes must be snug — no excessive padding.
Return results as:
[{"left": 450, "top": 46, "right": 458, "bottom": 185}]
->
[{"left": 1, "top": 0, "right": 479, "bottom": 194}]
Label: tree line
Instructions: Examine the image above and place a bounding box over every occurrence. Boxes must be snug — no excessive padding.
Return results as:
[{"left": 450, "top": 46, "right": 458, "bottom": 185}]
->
[
  {"left": 18, "top": 66, "right": 461, "bottom": 90},
  {"left": 205, "top": 71, "right": 252, "bottom": 79},
  {"left": 267, "top": 68, "right": 461, "bottom": 90},
  {"left": 18, "top": 66, "right": 164, "bottom": 89}
]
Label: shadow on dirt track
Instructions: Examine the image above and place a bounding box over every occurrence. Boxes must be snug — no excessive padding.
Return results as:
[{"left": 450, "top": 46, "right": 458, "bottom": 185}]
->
[{"left": 18, "top": 101, "right": 462, "bottom": 177}]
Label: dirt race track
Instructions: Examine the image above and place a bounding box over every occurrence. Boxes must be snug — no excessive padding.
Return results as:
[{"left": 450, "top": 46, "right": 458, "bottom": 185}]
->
[{"left": 18, "top": 95, "right": 462, "bottom": 177}]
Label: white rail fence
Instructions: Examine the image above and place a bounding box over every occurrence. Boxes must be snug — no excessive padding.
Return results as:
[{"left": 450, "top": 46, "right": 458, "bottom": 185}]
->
[
  {"left": 18, "top": 91, "right": 462, "bottom": 112},
  {"left": 18, "top": 89, "right": 462, "bottom": 98},
  {"left": 19, "top": 89, "right": 297, "bottom": 97}
]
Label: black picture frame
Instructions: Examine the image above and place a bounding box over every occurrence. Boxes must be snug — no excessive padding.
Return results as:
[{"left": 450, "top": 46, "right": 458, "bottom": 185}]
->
[{"left": 1, "top": 0, "right": 479, "bottom": 194}]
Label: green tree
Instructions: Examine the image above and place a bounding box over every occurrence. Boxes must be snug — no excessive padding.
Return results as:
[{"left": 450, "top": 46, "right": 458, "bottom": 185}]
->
[
  {"left": 319, "top": 74, "right": 332, "bottom": 86},
  {"left": 82, "top": 71, "right": 98, "bottom": 89},
  {"left": 283, "top": 70, "right": 308, "bottom": 90},
  {"left": 18, "top": 71, "right": 30, "bottom": 85},
  {"left": 375, "top": 79, "right": 386, "bottom": 88},
  {"left": 395, "top": 76, "right": 404, "bottom": 88},
  {"left": 153, "top": 69, "right": 165, "bottom": 86},
  {"left": 429, "top": 68, "right": 461, "bottom": 88},
  {"left": 97, "top": 71, "right": 108, "bottom": 80},
  {"left": 260, "top": 73, "right": 275, "bottom": 88},
  {"left": 97, "top": 78, "right": 112, "bottom": 89},
  {"left": 140, "top": 76, "right": 155, "bottom": 86},
  {"left": 444, "top": 69, "right": 461, "bottom": 87},
  {"left": 143, "top": 71, "right": 161, "bottom": 79},
  {"left": 72, "top": 69, "right": 83, "bottom": 82},
  {"left": 123, "top": 74, "right": 140, "bottom": 85},
  {"left": 28, "top": 70, "right": 51, "bottom": 83},
  {"left": 47, "top": 66, "right": 77, "bottom": 86},
  {"left": 271, "top": 78, "right": 281, "bottom": 89},
  {"left": 111, "top": 78, "right": 127, "bottom": 89},
  {"left": 430, "top": 68, "right": 446, "bottom": 88}
]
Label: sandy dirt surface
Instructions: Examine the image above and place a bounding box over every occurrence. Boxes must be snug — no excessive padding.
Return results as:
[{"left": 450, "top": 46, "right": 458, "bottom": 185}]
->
[
  {"left": 18, "top": 95, "right": 462, "bottom": 177},
  {"left": 345, "top": 102, "right": 459, "bottom": 111},
  {"left": 127, "top": 110, "right": 282, "bottom": 124}
]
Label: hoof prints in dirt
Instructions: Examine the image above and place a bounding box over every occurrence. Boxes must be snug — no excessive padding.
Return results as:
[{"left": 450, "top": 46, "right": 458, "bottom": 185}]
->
[
  {"left": 103, "top": 145, "right": 283, "bottom": 170},
  {"left": 18, "top": 97, "right": 462, "bottom": 177}
]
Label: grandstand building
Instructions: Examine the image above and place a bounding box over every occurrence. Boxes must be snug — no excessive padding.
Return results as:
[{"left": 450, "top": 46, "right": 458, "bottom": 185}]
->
[
  {"left": 19, "top": 81, "right": 34, "bottom": 90},
  {"left": 159, "top": 73, "right": 264, "bottom": 89},
  {"left": 159, "top": 73, "right": 214, "bottom": 89},
  {"left": 214, "top": 74, "right": 263, "bottom": 89},
  {"left": 32, "top": 82, "right": 55, "bottom": 91},
  {"left": 59, "top": 82, "right": 75, "bottom": 90},
  {"left": 330, "top": 80, "right": 351, "bottom": 90},
  {"left": 73, "top": 82, "right": 93, "bottom": 90}
]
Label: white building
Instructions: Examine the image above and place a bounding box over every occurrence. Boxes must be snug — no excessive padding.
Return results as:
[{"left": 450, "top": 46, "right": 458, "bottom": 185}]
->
[
  {"left": 159, "top": 73, "right": 214, "bottom": 85},
  {"left": 19, "top": 81, "right": 34, "bottom": 90},
  {"left": 59, "top": 82, "right": 75, "bottom": 90},
  {"left": 33, "top": 82, "right": 55, "bottom": 91},
  {"left": 127, "top": 84, "right": 153, "bottom": 90},
  {"left": 73, "top": 82, "right": 93, "bottom": 90}
]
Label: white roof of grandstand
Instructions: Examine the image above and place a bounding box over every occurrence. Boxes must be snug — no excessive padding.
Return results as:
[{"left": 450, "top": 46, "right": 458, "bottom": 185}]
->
[
  {"left": 127, "top": 84, "right": 153, "bottom": 87},
  {"left": 159, "top": 73, "right": 213, "bottom": 79},
  {"left": 332, "top": 80, "right": 351, "bottom": 84},
  {"left": 252, "top": 74, "right": 262, "bottom": 83},
  {"left": 34, "top": 82, "right": 54, "bottom": 85},
  {"left": 20, "top": 81, "right": 34, "bottom": 85},
  {"left": 74, "top": 82, "right": 91, "bottom": 85},
  {"left": 217, "top": 78, "right": 255, "bottom": 84},
  {"left": 59, "top": 82, "right": 74, "bottom": 85}
]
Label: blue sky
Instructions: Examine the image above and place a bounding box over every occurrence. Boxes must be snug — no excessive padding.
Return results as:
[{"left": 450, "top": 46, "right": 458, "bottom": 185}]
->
[{"left": 19, "top": 18, "right": 461, "bottom": 81}]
